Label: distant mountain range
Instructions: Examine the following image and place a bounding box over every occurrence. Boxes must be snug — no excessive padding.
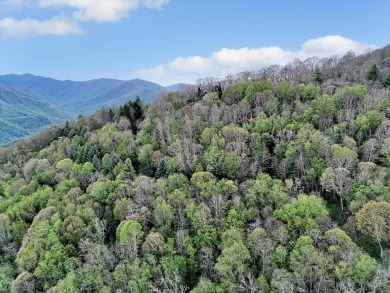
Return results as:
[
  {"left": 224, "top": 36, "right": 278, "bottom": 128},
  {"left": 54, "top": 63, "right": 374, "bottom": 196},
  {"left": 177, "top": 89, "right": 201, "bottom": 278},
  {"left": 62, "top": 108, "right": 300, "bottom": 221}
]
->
[
  {"left": 0, "top": 73, "right": 183, "bottom": 145},
  {"left": 0, "top": 73, "right": 182, "bottom": 114},
  {"left": 0, "top": 84, "right": 70, "bottom": 145}
]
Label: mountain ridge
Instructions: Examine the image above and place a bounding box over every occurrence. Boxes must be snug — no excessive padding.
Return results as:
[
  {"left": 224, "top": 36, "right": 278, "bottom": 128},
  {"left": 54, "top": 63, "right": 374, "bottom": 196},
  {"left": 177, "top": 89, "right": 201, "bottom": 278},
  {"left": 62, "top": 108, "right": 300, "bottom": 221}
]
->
[
  {"left": 0, "top": 73, "right": 183, "bottom": 115},
  {"left": 0, "top": 74, "right": 185, "bottom": 145},
  {"left": 0, "top": 84, "right": 71, "bottom": 145}
]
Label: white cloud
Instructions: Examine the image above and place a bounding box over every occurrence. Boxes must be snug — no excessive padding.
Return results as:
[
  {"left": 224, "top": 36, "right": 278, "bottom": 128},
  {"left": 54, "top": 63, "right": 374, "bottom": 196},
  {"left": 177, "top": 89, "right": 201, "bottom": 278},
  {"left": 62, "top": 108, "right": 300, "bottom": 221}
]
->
[
  {"left": 38, "top": 0, "right": 169, "bottom": 22},
  {"left": 143, "top": 0, "right": 170, "bottom": 9},
  {"left": 137, "top": 35, "right": 378, "bottom": 85},
  {"left": 0, "top": 14, "right": 83, "bottom": 38},
  {"left": 0, "top": 0, "right": 169, "bottom": 38},
  {"left": 299, "top": 35, "right": 372, "bottom": 57}
]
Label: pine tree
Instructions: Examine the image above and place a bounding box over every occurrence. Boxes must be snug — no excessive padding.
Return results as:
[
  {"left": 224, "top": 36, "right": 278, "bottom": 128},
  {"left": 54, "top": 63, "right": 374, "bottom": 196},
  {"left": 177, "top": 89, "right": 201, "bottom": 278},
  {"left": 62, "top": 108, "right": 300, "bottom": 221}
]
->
[
  {"left": 366, "top": 64, "right": 381, "bottom": 82},
  {"left": 313, "top": 67, "right": 324, "bottom": 84}
]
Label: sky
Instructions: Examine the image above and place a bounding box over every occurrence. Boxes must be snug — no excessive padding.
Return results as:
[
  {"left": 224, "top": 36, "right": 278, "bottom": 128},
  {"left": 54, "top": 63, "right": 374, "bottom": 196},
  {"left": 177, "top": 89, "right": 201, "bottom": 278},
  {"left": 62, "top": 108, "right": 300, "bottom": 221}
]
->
[{"left": 0, "top": 0, "right": 390, "bottom": 86}]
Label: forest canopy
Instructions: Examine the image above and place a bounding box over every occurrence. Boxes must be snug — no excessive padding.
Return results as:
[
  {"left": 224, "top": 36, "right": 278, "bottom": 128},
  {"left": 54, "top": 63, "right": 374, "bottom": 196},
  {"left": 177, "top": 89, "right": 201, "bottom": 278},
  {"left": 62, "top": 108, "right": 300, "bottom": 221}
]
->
[{"left": 1, "top": 46, "right": 390, "bottom": 292}]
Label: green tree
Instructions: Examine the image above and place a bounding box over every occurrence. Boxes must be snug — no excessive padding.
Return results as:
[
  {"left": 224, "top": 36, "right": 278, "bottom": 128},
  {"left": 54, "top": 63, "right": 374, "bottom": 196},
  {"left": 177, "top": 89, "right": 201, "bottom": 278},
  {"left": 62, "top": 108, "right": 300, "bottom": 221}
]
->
[
  {"left": 299, "top": 83, "right": 318, "bottom": 102},
  {"left": 274, "top": 194, "right": 328, "bottom": 234},
  {"left": 191, "top": 277, "right": 215, "bottom": 293},
  {"left": 276, "top": 81, "right": 294, "bottom": 102},
  {"left": 153, "top": 197, "right": 174, "bottom": 236},
  {"left": 289, "top": 236, "right": 329, "bottom": 292},
  {"left": 355, "top": 110, "right": 381, "bottom": 142},
  {"left": 313, "top": 67, "right": 324, "bottom": 83},
  {"left": 61, "top": 215, "right": 86, "bottom": 245},
  {"left": 310, "top": 94, "right": 337, "bottom": 130},
  {"left": 138, "top": 144, "right": 154, "bottom": 175},
  {"left": 366, "top": 64, "right": 381, "bottom": 82},
  {"left": 215, "top": 241, "right": 251, "bottom": 291},
  {"left": 35, "top": 243, "right": 77, "bottom": 290}
]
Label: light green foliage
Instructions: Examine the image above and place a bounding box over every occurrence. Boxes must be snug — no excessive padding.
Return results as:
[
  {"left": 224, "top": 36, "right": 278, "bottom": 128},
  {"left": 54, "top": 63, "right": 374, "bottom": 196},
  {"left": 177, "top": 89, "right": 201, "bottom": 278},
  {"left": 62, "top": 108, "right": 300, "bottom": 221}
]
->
[
  {"left": 336, "top": 253, "right": 377, "bottom": 290},
  {"left": 55, "top": 179, "right": 78, "bottom": 197},
  {"left": 101, "top": 151, "right": 120, "bottom": 175},
  {"left": 289, "top": 236, "right": 329, "bottom": 289},
  {"left": 204, "top": 137, "right": 225, "bottom": 176},
  {"left": 35, "top": 243, "right": 77, "bottom": 290},
  {"left": 274, "top": 194, "right": 328, "bottom": 234},
  {"left": 186, "top": 202, "right": 212, "bottom": 230},
  {"left": 336, "top": 85, "right": 367, "bottom": 116},
  {"left": 285, "top": 124, "right": 329, "bottom": 176},
  {"left": 299, "top": 83, "right": 318, "bottom": 102},
  {"left": 87, "top": 179, "right": 120, "bottom": 204},
  {"left": 276, "top": 81, "right": 294, "bottom": 101},
  {"left": 225, "top": 208, "right": 244, "bottom": 229},
  {"left": 191, "top": 277, "right": 215, "bottom": 293},
  {"left": 116, "top": 220, "right": 144, "bottom": 243},
  {"left": 215, "top": 241, "right": 251, "bottom": 284},
  {"left": 55, "top": 158, "right": 74, "bottom": 175},
  {"left": 355, "top": 110, "right": 381, "bottom": 141},
  {"left": 271, "top": 268, "right": 295, "bottom": 293},
  {"left": 190, "top": 171, "right": 216, "bottom": 199},
  {"left": 113, "top": 260, "right": 151, "bottom": 293},
  {"left": 138, "top": 144, "right": 154, "bottom": 174},
  {"left": 350, "top": 180, "right": 390, "bottom": 212},
  {"left": 153, "top": 197, "right": 174, "bottom": 236},
  {"left": 245, "top": 173, "right": 288, "bottom": 210},
  {"left": 167, "top": 173, "right": 189, "bottom": 193},
  {"left": 264, "top": 94, "right": 279, "bottom": 115},
  {"left": 310, "top": 94, "right": 337, "bottom": 129},
  {"left": 244, "top": 84, "right": 257, "bottom": 100},
  {"left": 324, "top": 228, "right": 354, "bottom": 256}
]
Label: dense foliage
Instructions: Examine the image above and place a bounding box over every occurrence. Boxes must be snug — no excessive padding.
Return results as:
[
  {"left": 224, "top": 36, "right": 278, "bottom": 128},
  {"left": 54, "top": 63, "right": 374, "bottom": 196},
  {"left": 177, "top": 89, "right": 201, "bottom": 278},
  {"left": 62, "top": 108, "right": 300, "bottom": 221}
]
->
[{"left": 1, "top": 47, "right": 390, "bottom": 292}]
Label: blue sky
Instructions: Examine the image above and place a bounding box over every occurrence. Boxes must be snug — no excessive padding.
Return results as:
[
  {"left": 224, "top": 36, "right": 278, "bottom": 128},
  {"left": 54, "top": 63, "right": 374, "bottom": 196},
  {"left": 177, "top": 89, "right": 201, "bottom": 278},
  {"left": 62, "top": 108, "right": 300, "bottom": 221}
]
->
[{"left": 1, "top": 0, "right": 389, "bottom": 86}]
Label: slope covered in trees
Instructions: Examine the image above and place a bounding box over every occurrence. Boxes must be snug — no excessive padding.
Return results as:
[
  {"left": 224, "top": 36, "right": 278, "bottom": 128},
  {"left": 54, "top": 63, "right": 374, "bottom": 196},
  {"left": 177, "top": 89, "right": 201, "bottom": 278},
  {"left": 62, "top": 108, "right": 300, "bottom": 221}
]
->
[
  {"left": 1, "top": 47, "right": 390, "bottom": 292},
  {"left": 0, "top": 85, "right": 70, "bottom": 145}
]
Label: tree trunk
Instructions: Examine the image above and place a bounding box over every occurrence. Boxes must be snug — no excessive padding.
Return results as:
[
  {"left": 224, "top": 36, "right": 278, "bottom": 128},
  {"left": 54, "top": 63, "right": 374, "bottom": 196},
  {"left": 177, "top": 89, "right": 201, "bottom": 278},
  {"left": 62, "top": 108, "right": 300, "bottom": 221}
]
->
[
  {"left": 340, "top": 195, "right": 344, "bottom": 211},
  {"left": 377, "top": 237, "right": 383, "bottom": 258}
]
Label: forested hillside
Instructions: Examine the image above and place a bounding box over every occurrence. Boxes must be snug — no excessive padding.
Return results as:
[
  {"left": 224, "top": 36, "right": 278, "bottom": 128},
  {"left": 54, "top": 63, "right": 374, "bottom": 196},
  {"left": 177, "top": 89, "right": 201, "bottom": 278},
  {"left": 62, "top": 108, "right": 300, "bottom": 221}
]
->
[
  {"left": 0, "top": 85, "right": 70, "bottom": 145},
  {"left": 1, "top": 47, "right": 390, "bottom": 292},
  {"left": 0, "top": 75, "right": 181, "bottom": 145}
]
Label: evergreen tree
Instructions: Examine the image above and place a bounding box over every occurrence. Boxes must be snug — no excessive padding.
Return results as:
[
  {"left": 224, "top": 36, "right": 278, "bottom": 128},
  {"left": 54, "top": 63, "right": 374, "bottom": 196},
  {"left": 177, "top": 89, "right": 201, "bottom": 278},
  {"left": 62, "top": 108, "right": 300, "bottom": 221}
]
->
[
  {"left": 367, "top": 64, "right": 381, "bottom": 82},
  {"left": 313, "top": 67, "right": 324, "bottom": 83}
]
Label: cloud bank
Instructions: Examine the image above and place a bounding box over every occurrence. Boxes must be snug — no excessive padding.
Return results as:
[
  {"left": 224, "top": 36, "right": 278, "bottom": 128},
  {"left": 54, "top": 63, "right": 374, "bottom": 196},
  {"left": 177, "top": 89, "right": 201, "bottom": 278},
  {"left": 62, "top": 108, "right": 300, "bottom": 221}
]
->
[
  {"left": 0, "top": 0, "right": 170, "bottom": 38},
  {"left": 137, "top": 35, "right": 378, "bottom": 85}
]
